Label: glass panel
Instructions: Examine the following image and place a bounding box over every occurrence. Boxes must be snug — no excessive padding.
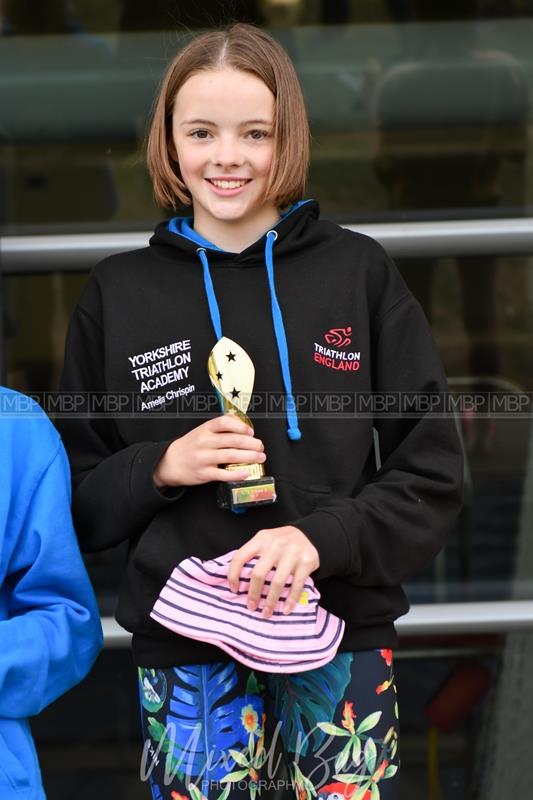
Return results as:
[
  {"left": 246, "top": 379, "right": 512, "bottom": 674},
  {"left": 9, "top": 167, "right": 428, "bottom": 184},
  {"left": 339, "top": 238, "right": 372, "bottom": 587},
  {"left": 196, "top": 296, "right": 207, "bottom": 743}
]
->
[
  {"left": 3, "top": 273, "right": 87, "bottom": 392},
  {"left": 398, "top": 253, "right": 533, "bottom": 604},
  {"left": 1, "top": 3, "right": 533, "bottom": 231}
]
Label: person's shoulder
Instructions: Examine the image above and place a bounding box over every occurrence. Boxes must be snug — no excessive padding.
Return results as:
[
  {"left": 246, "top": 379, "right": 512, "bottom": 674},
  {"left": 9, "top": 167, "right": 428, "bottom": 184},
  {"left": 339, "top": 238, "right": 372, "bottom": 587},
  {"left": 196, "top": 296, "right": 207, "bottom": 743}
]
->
[
  {"left": 89, "top": 244, "right": 155, "bottom": 289},
  {"left": 315, "top": 220, "right": 410, "bottom": 314},
  {"left": 70, "top": 240, "right": 156, "bottom": 323},
  {"left": 316, "top": 218, "right": 397, "bottom": 278},
  {"left": 315, "top": 216, "right": 390, "bottom": 256},
  {"left": 90, "top": 219, "right": 175, "bottom": 279},
  {"left": 342, "top": 224, "right": 390, "bottom": 255},
  {"left": 0, "top": 385, "right": 50, "bottom": 420},
  {"left": 0, "top": 387, "right": 60, "bottom": 475}
]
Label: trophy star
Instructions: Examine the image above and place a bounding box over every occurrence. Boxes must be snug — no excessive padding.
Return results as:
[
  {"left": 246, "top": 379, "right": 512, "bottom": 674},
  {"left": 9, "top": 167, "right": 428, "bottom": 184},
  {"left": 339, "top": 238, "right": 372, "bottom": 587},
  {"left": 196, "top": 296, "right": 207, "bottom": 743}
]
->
[
  {"left": 216, "top": 371, "right": 223, "bottom": 380},
  {"left": 226, "top": 351, "right": 237, "bottom": 362},
  {"left": 230, "top": 388, "right": 240, "bottom": 399}
]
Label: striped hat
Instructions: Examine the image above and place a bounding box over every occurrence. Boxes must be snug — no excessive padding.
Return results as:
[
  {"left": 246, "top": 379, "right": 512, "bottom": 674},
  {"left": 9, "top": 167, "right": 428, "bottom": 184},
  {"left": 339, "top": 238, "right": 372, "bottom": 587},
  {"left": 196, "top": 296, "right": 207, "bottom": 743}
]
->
[{"left": 150, "top": 550, "right": 345, "bottom": 673}]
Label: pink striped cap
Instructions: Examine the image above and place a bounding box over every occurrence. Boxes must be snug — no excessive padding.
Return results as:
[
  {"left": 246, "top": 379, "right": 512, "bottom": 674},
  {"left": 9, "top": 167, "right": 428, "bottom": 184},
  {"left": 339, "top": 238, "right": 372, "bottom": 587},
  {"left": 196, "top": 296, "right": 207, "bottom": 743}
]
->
[{"left": 150, "top": 550, "right": 345, "bottom": 673}]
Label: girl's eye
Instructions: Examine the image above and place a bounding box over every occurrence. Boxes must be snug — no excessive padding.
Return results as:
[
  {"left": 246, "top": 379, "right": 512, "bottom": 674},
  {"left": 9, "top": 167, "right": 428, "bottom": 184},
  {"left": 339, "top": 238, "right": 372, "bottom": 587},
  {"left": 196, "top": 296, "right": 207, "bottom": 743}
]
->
[
  {"left": 248, "top": 130, "right": 269, "bottom": 140},
  {"left": 189, "top": 129, "right": 211, "bottom": 139}
]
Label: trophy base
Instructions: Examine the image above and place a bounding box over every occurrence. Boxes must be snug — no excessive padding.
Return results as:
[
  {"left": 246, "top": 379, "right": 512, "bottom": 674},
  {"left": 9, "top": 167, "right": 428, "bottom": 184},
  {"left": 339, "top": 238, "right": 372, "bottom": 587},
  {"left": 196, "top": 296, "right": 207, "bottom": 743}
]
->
[{"left": 217, "top": 476, "right": 277, "bottom": 512}]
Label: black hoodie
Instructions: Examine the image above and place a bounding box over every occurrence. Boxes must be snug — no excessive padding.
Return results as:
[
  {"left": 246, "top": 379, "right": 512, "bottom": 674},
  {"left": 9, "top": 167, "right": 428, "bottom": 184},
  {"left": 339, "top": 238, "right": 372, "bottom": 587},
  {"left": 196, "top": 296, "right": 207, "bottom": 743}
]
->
[{"left": 58, "top": 199, "right": 464, "bottom": 667}]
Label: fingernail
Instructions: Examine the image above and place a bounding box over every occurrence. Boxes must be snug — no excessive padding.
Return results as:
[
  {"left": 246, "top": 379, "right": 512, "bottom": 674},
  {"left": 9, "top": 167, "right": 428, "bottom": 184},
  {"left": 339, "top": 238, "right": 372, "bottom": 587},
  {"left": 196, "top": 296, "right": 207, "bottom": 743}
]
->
[
  {"left": 258, "top": 453, "right": 266, "bottom": 462},
  {"left": 283, "top": 604, "right": 292, "bottom": 615}
]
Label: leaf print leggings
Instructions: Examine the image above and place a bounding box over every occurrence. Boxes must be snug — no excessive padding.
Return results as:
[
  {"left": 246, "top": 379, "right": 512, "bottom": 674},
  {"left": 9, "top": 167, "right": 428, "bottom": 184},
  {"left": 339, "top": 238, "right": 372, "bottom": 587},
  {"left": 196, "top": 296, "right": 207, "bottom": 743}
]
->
[{"left": 139, "top": 649, "right": 400, "bottom": 800}]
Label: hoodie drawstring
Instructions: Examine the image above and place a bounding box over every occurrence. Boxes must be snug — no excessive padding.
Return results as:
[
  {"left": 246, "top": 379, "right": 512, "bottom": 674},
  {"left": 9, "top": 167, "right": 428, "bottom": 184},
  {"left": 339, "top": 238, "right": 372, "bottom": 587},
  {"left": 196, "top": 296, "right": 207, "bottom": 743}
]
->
[
  {"left": 264, "top": 230, "right": 302, "bottom": 441},
  {"left": 197, "top": 247, "right": 223, "bottom": 341},
  {"left": 196, "top": 236, "right": 302, "bottom": 442}
]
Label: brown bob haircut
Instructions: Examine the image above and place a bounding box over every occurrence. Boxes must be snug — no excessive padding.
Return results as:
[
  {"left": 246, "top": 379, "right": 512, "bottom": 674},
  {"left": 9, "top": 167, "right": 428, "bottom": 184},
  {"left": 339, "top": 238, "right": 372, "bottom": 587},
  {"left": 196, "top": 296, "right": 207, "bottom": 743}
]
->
[{"left": 146, "top": 22, "right": 310, "bottom": 211}]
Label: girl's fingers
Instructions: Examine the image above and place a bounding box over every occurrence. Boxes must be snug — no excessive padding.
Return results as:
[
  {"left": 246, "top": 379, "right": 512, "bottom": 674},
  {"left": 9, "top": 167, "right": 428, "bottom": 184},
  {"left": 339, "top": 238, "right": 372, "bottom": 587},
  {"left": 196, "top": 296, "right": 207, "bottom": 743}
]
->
[
  {"left": 211, "top": 433, "right": 264, "bottom": 452},
  {"left": 227, "top": 529, "right": 318, "bottom": 612},
  {"left": 207, "top": 467, "right": 252, "bottom": 483},
  {"left": 262, "top": 557, "right": 307, "bottom": 618},
  {"left": 282, "top": 568, "right": 311, "bottom": 615},
  {"left": 206, "top": 414, "right": 254, "bottom": 436},
  {"left": 246, "top": 554, "right": 277, "bottom": 612},
  {"left": 215, "top": 448, "right": 267, "bottom": 465},
  {"left": 199, "top": 452, "right": 265, "bottom": 484},
  {"left": 228, "top": 540, "right": 262, "bottom": 592},
  {"left": 260, "top": 559, "right": 297, "bottom": 619}
]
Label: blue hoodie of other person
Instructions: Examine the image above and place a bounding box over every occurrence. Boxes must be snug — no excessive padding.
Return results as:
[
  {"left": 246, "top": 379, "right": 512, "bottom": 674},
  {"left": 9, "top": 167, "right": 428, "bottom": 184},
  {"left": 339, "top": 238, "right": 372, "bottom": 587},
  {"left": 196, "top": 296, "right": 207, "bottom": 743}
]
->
[{"left": 0, "top": 387, "right": 103, "bottom": 799}]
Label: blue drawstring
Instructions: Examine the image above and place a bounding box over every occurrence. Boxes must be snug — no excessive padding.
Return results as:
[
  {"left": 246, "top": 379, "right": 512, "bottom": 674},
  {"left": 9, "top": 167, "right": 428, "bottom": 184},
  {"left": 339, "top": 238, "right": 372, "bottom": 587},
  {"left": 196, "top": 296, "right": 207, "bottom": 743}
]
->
[
  {"left": 264, "top": 231, "right": 302, "bottom": 441},
  {"left": 195, "top": 237, "right": 302, "bottom": 441},
  {"left": 197, "top": 247, "right": 223, "bottom": 341}
]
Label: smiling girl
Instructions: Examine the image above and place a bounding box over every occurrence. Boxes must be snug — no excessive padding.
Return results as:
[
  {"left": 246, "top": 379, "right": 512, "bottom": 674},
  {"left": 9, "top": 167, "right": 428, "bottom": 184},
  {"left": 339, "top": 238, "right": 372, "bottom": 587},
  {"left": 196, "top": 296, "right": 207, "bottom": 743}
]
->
[
  {"left": 58, "top": 22, "right": 463, "bottom": 800},
  {"left": 166, "top": 68, "right": 279, "bottom": 250}
]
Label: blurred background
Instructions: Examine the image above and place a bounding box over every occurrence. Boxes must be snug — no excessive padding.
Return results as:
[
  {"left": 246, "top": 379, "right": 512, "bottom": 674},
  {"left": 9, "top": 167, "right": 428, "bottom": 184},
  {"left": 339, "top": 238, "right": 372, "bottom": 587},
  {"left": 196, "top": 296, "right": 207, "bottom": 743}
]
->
[{"left": 1, "top": 0, "right": 533, "bottom": 797}]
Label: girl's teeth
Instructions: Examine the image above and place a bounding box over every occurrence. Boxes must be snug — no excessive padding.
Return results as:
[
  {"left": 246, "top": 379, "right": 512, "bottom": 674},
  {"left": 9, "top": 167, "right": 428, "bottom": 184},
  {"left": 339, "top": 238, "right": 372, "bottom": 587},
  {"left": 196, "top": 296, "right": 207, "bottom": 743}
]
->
[{"left": 211, "top": 180, "right": 247, "bottom": 189}]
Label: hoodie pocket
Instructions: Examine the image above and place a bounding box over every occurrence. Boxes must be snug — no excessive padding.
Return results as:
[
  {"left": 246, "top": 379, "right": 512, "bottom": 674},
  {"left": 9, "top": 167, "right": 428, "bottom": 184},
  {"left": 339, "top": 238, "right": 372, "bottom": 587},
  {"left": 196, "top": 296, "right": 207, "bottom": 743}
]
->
[
  {"left": 277, "top": 478, "right": 331, "bottom": 518},
  {"left": 0, "top": 730, "right": 30, "bottom": 795}
]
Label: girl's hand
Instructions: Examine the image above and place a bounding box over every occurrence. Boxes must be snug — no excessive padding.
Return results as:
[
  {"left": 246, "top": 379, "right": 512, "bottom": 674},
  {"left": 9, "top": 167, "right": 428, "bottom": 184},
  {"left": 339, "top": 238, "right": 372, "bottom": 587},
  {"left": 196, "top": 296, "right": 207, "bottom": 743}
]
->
[
  {"left": 153, "top": 414, "right": 266, "bottom": 488},
  {"left": 228, "top": 526, "right": 320, "bottom": 618}
]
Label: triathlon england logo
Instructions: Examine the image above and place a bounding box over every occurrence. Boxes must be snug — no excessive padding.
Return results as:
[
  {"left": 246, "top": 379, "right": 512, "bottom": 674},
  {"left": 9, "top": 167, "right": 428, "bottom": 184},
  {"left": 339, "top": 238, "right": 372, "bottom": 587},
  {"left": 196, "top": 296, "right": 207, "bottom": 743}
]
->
[
  {"left": 313, "top": 326, "right": 361, "bottom": 372},
  {"left": 324, "top": 326, "right": 352, "bottom": 347}
]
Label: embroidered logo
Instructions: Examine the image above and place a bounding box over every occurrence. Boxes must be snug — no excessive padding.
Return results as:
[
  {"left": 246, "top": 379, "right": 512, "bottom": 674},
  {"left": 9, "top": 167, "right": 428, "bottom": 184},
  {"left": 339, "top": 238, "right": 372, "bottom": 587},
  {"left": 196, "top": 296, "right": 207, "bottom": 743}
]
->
[
  {"left": 324, "top": 326, "right": 352, "bottom": 347},
  {"left": 127, "top": 338, "right": 196, "bottom": 411},
  {"left": 313, "top": 326, "right": 361, "bottom": 372}
]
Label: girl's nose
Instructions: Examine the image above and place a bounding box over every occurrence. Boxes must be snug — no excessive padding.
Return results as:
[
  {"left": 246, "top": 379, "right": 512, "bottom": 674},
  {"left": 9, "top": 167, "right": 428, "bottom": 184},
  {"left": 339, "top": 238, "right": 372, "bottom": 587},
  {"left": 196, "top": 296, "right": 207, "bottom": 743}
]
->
[{"left": 212, "top": 136, "right": 243, "bottom": 167}]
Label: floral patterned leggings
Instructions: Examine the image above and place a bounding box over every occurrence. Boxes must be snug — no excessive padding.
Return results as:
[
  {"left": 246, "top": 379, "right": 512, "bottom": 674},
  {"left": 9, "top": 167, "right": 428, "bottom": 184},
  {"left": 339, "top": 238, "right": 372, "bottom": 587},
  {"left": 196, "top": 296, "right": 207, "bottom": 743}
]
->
[{"left": 139, "top": 649, "right": 400, "bottom": 800}]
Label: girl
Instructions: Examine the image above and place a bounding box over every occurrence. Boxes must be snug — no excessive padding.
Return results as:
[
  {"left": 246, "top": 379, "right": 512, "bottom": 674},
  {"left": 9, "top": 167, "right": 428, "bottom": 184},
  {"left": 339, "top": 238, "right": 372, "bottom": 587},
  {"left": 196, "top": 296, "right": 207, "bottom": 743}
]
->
[{"left": 58, "top": 22, "right": 463, "bottom": 800}]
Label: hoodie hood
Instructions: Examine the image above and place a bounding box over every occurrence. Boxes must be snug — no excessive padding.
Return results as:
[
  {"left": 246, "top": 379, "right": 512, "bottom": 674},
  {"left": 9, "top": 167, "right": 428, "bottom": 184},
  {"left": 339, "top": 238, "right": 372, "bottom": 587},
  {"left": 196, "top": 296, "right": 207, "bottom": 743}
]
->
[
  {"left": 166, "top": 199, "right": 313, "bottom": 254},
  {"left": 148, "top": 198, "right": 321, "bottom": 267}
]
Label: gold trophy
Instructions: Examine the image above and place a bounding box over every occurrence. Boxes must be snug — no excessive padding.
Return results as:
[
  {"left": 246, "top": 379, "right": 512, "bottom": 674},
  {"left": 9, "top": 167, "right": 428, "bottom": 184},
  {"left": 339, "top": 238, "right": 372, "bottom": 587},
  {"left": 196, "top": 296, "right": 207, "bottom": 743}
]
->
[{"left": 208, "top": 336, "right": 277, "bottom": 512}]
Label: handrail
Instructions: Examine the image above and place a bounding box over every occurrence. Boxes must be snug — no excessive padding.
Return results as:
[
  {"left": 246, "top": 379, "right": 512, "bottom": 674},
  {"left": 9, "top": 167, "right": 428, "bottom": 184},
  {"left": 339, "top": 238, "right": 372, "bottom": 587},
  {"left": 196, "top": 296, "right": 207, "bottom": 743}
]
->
[
  {"left": 101, "top": 600, "right": 533, "bottom": 647},
  {"left": 2, "top": 217, "right": 533, "bottom": 273}
]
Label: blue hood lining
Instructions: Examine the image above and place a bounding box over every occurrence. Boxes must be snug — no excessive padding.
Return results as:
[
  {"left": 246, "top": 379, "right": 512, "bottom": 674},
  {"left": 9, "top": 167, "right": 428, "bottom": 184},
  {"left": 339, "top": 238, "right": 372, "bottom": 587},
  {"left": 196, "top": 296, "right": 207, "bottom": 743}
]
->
[{"left": 167, "top": 199, "right": 311, "bottom": 251}]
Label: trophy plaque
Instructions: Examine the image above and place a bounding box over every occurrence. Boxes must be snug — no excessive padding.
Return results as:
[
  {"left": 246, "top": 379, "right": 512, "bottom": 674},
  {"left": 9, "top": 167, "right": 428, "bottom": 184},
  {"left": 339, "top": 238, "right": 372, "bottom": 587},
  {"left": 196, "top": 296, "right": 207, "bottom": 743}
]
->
[{"left": 208, "top": 336, "right": 276, "bottom": 512}]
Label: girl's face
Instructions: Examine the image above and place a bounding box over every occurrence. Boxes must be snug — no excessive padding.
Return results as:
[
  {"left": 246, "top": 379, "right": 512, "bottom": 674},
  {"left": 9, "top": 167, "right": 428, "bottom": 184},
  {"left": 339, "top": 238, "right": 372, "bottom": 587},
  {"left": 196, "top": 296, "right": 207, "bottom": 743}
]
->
[{"left": 171, "top": 67, "right": 278, "bottom": 233}]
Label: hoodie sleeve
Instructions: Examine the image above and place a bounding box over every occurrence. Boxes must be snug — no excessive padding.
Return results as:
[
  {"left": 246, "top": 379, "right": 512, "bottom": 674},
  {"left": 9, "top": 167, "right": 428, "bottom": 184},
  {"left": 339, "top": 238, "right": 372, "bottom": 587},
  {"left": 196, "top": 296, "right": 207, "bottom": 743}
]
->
[
  {"left": 292, "top": 274, "right": 464, "bottom": 586},
  {"left": 58, "top": 288, "right": 185, "bottom": 553},
  {"left": 0, "top": 441, "right": 103, "bottom": 719}
]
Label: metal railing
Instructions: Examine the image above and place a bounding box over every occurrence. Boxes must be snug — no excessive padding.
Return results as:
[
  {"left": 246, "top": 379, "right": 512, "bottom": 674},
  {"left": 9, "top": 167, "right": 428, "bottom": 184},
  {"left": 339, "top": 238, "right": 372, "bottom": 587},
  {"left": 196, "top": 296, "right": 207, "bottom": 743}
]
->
[
  {"left": 2, "top": 217, "right": 533, "bottom": 273},
  {"left": 101, "top": 600, "right": 533, "bottom": 647}
]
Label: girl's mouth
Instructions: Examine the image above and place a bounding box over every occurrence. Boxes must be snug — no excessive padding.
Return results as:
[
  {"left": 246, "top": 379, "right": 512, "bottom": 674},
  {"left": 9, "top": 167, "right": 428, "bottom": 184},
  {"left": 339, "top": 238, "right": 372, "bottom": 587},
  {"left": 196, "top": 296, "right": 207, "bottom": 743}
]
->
[{"left": 206, "top": 178, "right": 252, "bottom": 196}]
